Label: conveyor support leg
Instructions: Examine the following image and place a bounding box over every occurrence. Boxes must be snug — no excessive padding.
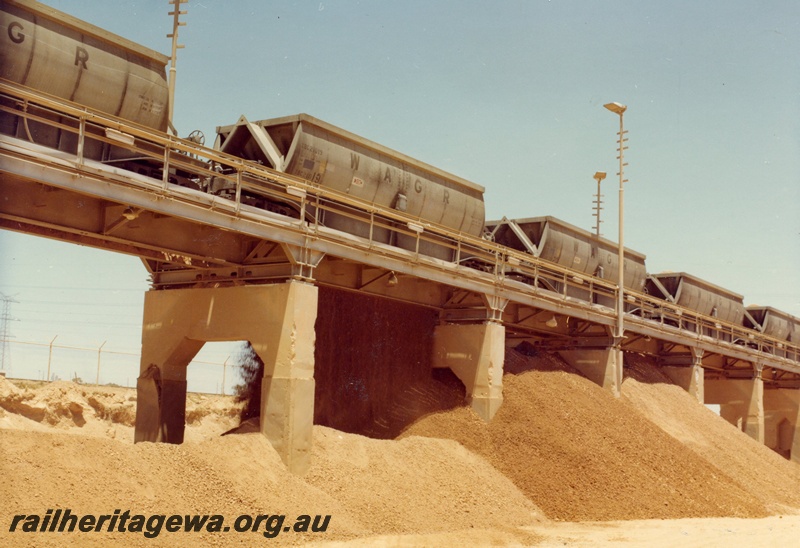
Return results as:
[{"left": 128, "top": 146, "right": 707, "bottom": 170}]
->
[
  {"left": 432, "top": 322, "right": 505, "bottom": 421},
  {"left": 661, "top": 347, "right": 705, "bottom": 403},
  {"left": 133, "top": 281, "right": 318, "bottom": 474},
  {"left": 557, "top": 347, "right": 622, "bottom": 397},
  {"left": 705, "top": 374, "right": 765, "bottom": 444},
  {"left": 764, "top": 388, "right": 800, "bottom": 462}
]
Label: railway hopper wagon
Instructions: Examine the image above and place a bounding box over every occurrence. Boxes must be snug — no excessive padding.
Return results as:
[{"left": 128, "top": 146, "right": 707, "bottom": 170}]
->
[
  {"left": 486, "top": 216, "right": 647, "bottom": 308},
  {"left": 2, "top": 0, "right": 797, "bottom": 361},
  {"left": 0, "top": 0, "right": 170, "bottom": 165},
  {"left": 646, "top": 272, "right": 745, "bottom": 341},
  {"left": 745, "top": 306, "right": 800, "bottom": 358},
  {"left": 746, "top": 306, "right": 800, "bottom": 342},
  {"left": 215, "top": 114, "right": 486, "bottom": 261}
]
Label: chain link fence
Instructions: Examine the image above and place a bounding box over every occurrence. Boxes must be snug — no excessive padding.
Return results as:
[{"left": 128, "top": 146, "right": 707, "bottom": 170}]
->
[{"left": 0, "top": 338, "right": 242, "bottom": 395}]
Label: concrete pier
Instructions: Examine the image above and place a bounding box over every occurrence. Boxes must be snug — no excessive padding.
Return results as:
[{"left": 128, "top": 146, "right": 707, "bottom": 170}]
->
[
  {"left": 134, "top": 281, "right": 318, "bottom": 474},
  {"left": 660, "top": 348, "right": 705, "bottom": 403},
  {"left": 433, "top": 322, "right": 505, "bottom": 420},
  {"left": 558, "top": 346, "right": 623, "bottom": 397},
  {"left": 764, "top": 388, "right": 800, "bottom": 463},
  {"left": 705, "top": 369, "right": 765, "bottom": 444}
]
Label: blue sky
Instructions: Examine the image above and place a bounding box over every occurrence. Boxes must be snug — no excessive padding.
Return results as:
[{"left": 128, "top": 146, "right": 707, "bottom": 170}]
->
[{"left": 1, "top": 1, "right": 798, "bottom": 390}]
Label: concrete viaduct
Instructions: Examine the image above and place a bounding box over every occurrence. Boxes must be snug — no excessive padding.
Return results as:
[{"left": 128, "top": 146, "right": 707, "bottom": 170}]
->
[{"left": 1, "top": 80, "right": 798, "bottom": 473}]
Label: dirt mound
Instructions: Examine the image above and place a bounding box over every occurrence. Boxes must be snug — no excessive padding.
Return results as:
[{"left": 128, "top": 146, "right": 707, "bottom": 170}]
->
[
  {"left": 0, "top": 378, "right": 242, "bottom": 441},
  {"left": 0, "top": 424, "right": 545, "bottom": 546},
  {"left": 307, "top": 426, "right": 543, "bottom": 534},
  {"left": 0, "top": 380, "right": 88, "bottom": 427},
  {"left": 402, "top": 348, "right": 779, "bottom": 521},
  {"left": 3, "top": 349, "right": 800, "bottom": 545},
  {"left": 622, "top": 353, "right": 800, "bottom": 514}
]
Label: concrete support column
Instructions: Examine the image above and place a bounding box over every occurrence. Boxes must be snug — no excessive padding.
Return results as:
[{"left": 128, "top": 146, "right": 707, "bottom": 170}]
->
[
  {"left": 432, "top": 322, "right": 505, "bottom": 421},
  {"left": 134, "top": 281, "right": 318, "bottom": 474},
  {"left": 257, "top": 282, "right": 318, "bottom": 475},
  {"left": 792, "top": 399, "right": 800, "bottom": 465},
  {"left": 135, "top": 336, "right": 203, "bottom": 444},
  {"left": 557, "top": 346, "right": 622, "bottom": 397},
  {"left": 705, "top": 370, "right": 765, "bottom": 444},
  {"left": 660, "top": 347, "right": 705, "bottom": 404},
  {"left": 763, "top": 389, "right": 800, "bottom": 462}
]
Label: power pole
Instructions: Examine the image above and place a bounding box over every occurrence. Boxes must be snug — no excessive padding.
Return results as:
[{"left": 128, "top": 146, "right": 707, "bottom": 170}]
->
[
  {"left": 167, "top": 0, "right": 188, "bottom": 133},
  {"left": 592, "top": 171, "right": 607, "bottom": 237},
  {"left": 0, "top": 293, "right": 19, "bottom": 373}
]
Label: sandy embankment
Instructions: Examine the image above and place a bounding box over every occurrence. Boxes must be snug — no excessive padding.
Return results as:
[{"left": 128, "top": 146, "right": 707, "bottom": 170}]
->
[{"left": 1, "top": 349, "right": 798, "bottom": 547}]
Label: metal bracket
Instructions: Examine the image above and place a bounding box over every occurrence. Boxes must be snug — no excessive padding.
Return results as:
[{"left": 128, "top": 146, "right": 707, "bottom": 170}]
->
[
  {"left": 482, "top": 294, "right": 509, "bottom": 322},
  {"left": 282, "top": 243, "right": 324, "bottom": 281}
]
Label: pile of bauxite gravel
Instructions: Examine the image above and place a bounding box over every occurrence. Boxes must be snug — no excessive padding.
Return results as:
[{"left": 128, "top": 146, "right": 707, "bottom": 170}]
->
[
  {"left": 401, "top": 349, "right": 800, "bottom": 521},
  {"left": 2, "top": 348, "right": 800, "bottom": 546}
]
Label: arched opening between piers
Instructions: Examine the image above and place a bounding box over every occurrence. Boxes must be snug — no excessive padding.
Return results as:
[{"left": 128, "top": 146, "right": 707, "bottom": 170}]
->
[{"left": 134, "top": 281, "right": 318, "bottom": 474}]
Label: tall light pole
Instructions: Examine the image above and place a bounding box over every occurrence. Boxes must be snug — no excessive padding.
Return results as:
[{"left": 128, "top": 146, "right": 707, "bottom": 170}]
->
[
  {"left": 604, "top": 102, "right": 627, "bottom": 369},
  {"left": 592, "top": 171, "right": 606, "bottom": 237}
]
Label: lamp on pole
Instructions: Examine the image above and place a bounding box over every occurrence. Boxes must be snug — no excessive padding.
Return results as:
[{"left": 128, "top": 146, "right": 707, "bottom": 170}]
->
[{"left": 603, "top": 102, "right": 628, "bottom": 358}]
